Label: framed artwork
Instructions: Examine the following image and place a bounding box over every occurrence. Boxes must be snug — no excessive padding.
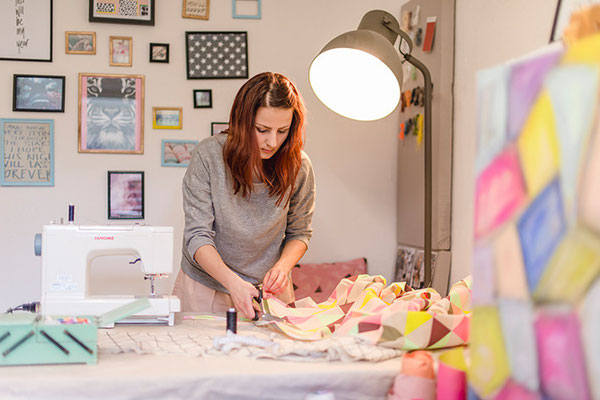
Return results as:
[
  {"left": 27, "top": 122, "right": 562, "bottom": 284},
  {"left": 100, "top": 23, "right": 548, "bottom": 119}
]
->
[
  {"left": 193, "top": 89, "right": 212, "bottom": 108},
  {"left": 0, "top": 0, "right": 53, "bottom": 62},
  {"left": 107, "top": 171, "right": 144, "bottom": 219},
  {"left": 13, "top": 74, "right": 65, "bottom": 112},
  {"left": 550, "top": 0, "right": 600, "bottom": 41},
  {"left": 232, "top": 0, "right": 261, "bottom": 19},
  {"left": 65, "top": 31, "right": 96, "bottom": 55},
  {"left": 0, "top": 118, "right": 54, "bottom": 186},
  {"left": 110, "top": 36, "right": 132, "bottom": 67},
  {"left": 149, "top": 43, "right": 169, "bottom": 63},
  {"left": 153, "top": 107, "right": 182, "bottom": 129},
  {"left": 78, "top": 72, "right": 145, "bottom": 154},
  {"left": 89, "top": 0, "right": 155, "bottom": 26},
  {"left": 182, "top": 0, "right": 209, "bottom": 20},
  {"left": 211, "top": 122, "right": 229, "bottom": 136},
  {"left": 161, "top": 139, "right": 198, "bottom": 167},
  {"left": 185, "top": 31, "right": 248, "bottom": 79}
]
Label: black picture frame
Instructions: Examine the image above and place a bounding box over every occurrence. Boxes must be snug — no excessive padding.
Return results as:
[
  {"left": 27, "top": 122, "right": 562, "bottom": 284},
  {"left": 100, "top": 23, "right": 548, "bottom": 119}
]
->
[
  {"left": 193, "top": 89, "right": 212, "bottom": 108},
  {"left": 13, "top": 74, "right": 65, "bottom": 112},
  {"left": 549, "top": 0, "right": 600, "bottom": 42},
  {"left": 0, "top": 0, "right": 53, "bottom": 62},
  {"left": 149, "top": 43, "right": 169, "bottom": 63},
  {"left": 211, "top": 122, "right": 228, "bottom": 136},
  {"left": 185, "top": 31, "right": 248, "bottom": 79},
  {"left": 89, "top": 0, "right": 155, "bottom": 26},
  {"left": 107, "top": 171, "right": 145, "bottom": 220}
]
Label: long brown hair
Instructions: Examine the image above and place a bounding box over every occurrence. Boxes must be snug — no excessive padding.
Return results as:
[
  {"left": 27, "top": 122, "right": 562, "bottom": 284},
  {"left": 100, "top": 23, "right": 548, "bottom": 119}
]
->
[{"left": 223, "top": 72, "right": 306, "bottom": 206}]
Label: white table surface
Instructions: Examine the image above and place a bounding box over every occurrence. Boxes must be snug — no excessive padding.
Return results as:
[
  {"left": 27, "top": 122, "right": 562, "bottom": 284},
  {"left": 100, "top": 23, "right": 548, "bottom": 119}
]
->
[{"left": 0, "top": 314, "right": 404, "bottom": 400}]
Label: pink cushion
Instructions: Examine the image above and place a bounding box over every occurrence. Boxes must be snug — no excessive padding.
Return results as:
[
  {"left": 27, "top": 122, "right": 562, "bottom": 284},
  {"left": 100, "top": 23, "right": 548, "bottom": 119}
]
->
[{"left": 292, "top": 257, "right": 368, "bottom": 303}]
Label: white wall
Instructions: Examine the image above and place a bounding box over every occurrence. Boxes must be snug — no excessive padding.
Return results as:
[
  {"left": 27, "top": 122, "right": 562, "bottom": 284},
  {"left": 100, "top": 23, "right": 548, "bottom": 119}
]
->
[
  {"left": 451, "top": 0, "right": 559, "bottom": 283},
  {"left": 0, "top": 0, "right": 405, "bottom": 311}
]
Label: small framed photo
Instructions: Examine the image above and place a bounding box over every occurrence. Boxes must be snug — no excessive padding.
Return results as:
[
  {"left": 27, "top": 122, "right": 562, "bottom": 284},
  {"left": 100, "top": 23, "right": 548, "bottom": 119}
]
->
[
  {"left": 89, "top": 0, "right": 155, "bottom": 26},
  {"left": 161, "top": 139, "right": 198, "bottom": 167},
  {"left": 108, "top": 171, "right": 144, "bottom": 219},
  {"left": 193, "top": 89, "right": 212, "bottom": 108},
  {"left": 232, "top": 0, "right": 261, "bottom": 19},
  {"left": 183, "top": 0, "right": 209, "bottom": 20},
  {"left": 153, "top": 107, "right": 182, "bottom": 129},
  {"left": 13, "top": 75, "right": 65, "bottom": 112},
  {"left": 65, "top": 31, "right": 96, "bottom": 55},
  {"left": 78, "top": 72, "right": 145, "bottom": 154},
  {"left": 110, "top": 36, "right": 132, "bottom": 67},
  {"left": 211, "top": 122, "right": 228, "bottom": 136},
  {"left": 149, "top": 43, "right": 169, "bottom": 63}
]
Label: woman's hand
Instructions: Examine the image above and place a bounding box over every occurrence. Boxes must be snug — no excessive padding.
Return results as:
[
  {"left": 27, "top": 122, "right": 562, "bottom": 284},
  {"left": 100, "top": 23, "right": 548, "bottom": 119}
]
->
[
  {"left": 262, "top": 264, "right": 290, "bottom": 295},
  {"left": 225, "top": 277, "right": 259, "bottom": 320}
]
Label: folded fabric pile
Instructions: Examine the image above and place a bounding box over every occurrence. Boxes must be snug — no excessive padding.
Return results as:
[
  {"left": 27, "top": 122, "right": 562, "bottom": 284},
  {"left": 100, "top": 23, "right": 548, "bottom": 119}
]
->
[{"left": 262, "top": 274, "right": 471, "bottom": 350}]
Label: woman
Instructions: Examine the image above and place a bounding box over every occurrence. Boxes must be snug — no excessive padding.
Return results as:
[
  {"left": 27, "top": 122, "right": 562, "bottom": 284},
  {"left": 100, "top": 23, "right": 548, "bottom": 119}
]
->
[{"left": 174, "top": 72, "right": 316, "bottom": 319}]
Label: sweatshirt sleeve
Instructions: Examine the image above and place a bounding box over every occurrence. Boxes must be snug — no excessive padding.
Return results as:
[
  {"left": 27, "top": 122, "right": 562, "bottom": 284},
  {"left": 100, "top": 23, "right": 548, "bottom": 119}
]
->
[
  {"left": 182, "top": 146, "right": 216, "bottom": 259},
  {"left": 284, "top": 152, "right": 316, "bottom": 248}
]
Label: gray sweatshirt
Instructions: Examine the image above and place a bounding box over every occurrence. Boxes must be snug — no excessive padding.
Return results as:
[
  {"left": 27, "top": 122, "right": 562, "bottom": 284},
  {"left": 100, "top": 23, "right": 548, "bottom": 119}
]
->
[{"left": 181, "top": 133, "right": 316, "bottom": 293}]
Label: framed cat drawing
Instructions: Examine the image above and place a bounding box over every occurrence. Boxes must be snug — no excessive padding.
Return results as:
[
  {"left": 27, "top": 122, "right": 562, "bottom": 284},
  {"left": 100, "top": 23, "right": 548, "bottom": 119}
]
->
[{"left": 78, "top": 72, "right": 145, "bottom": 154}]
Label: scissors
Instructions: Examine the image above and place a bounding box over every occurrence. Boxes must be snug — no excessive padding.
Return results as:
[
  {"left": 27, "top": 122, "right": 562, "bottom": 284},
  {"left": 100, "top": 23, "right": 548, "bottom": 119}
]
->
[{"left": 252, "top": 284, "right": 284, "bottom": 323}]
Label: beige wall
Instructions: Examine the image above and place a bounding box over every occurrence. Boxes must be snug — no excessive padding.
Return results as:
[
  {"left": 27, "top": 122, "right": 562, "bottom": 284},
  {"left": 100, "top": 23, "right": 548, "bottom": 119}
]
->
[
  {"left": 451, "top": 0, "right": 559, "bottom": 283},
  {"left": 0, "top": 0, "right": 405, "bottom": 310}
]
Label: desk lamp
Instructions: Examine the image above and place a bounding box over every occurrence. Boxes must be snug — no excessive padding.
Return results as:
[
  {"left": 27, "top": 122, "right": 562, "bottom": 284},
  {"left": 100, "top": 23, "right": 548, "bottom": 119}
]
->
[{"left": 309, "top": 9, "right": 434, "bottom": 287}]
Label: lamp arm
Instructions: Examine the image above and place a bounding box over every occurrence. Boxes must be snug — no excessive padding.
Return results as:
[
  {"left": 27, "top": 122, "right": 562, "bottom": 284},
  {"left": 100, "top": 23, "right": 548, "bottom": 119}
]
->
[{"left": 403, "top": 53, "right": 434, "bottom": 289}]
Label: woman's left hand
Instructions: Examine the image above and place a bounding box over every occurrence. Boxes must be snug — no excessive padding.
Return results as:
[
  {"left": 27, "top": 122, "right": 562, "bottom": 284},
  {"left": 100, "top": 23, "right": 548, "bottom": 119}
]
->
[{"left": 262, "top": 265, "right": 289, "bottom": 295}]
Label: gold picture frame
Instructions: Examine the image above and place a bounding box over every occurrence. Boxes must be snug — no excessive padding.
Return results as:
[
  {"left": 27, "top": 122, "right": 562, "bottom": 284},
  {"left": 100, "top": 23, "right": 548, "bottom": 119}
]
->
[
  {"left": 153, "top": 107, "right": 183, "bottom": 129},
  {"left": 182, "top": 0, "right": 210, "bottom": 20},
  {"left": 78, "top": 72, "right": 145, "bottom": 154},
  {"left": 65, "top": 31, "right": 96, "bottom": 55},
  {"left": 109, "top": 36, "right": 132, "bottom": 67}
]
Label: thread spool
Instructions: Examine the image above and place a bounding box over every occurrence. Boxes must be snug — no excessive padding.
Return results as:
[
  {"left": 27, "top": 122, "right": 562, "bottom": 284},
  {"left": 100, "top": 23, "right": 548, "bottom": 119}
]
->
[
  {"left": 68, "top": 204, "right": 75, "bottom": 223},
  {"left": 226, "top": 308, "right": 237, "bottom": 334}
]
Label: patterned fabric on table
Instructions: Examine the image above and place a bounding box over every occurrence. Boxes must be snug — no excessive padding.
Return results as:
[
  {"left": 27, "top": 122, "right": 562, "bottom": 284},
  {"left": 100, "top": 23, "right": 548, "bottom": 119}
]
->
[
  {"left": 261, "top": 274, "right": 471, "bottom": 350},
  {"left": 291, "top": 257, "right": 368, "bottom": 303}
]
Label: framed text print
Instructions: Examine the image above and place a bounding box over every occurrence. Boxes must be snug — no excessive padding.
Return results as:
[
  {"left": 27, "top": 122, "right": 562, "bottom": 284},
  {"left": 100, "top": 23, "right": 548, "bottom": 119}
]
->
[
  {"left": 0, "top": 0, "right": 53, "bottom": 62},
  {"left": 78, "top": 73, "right": 145, "bottom": 154},
  {"left": 186, "top": 31, "right": 248, "bottom": 79},
  {"left": 89, "top": 0, "right": 155, "bottom": 26},
  {"left": 0, "top": 119, "right": 54, "bottom": 186}
]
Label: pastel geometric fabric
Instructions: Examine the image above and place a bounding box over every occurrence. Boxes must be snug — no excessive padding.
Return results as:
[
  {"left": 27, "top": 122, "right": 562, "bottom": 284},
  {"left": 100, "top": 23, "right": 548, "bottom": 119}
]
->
[
  {"left": 472, "top": 32, "right": 600, "bottom": 399},
  {"left": 261, "top": 274, "right": 471, "bottom": 351}
]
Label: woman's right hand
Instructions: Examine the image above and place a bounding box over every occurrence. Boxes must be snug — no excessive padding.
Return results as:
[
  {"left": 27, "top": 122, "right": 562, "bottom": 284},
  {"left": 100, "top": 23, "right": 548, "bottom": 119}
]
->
[{"left": 225, "top": 277, "right": 259, "bottom": 320}]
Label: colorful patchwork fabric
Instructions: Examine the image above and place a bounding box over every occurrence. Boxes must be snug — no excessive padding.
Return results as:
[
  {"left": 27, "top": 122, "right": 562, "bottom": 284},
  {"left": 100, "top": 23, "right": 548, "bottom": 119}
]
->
[
  {"left": 261, "top": 274, "right": 471, "bottom": 350},
  {"left": 471, "top": 32, "right": 600, "bottom": 398}
]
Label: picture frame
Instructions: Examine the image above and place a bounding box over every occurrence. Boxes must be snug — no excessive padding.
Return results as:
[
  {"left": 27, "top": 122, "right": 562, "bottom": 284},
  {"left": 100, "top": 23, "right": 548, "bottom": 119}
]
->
[
  {"left": 211, "top": 122, "right": 229, "bottom": 136},
  {"left": 161, "top": 139, "right": 198, "bottom": 167},
  {"left": 78, "top": 72, "right": 145, "bottom": 154},
  {"left": 232, "top": 0, "right": 261, "bottom": 19},
  {"left": 182, "top": 0, "right": 209, "bottom": 20},
  {"left": 0, "top": 0, "right": 53, "bottom": 62},
  {"left": 65, "top": 31, "right": 96, "bottom": 55},
  {"left": 153, "top": 107, "right": 182, "bottom": 130},
  {"left": 89, "top": 0, "right": 155, "bottom": 26},
  {"left": 149, "top": 43, "right": 169, "bottom": 63},
  {"left": 110, "top": 36, "right": 132, "bottom": 67},
  {"left": 550, "top": 0, "right": 600, "bottom": 42},
  {"left": 185, "top": 31, "right": 248, "bottom": 79},
  {"left": 13, "top": 74, "right": 65, "bottom": 112},
  {"left": 107, "top": 171, "right": 144, "bottom": 220},
  {"left": 0, "top": 118, "right": 54, "bottom": 186},
  {"left": 193, "top": 89, "right": 212, "bottom": 108}
]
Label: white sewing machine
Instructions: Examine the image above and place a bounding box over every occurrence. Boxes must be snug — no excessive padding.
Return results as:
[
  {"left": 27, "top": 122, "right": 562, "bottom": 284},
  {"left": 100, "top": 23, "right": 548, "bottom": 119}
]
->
[{"left": 35, "top": 224, "right": 180, "bottom": 326}]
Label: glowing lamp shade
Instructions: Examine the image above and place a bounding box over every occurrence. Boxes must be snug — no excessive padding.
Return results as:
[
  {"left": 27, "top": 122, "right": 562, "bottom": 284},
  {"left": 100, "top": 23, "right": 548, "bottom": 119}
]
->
[
  {"left": 309, "top": 13, "right": 403, "bottom": 121},
  {"left": 310, "top": 48, "right": 400, "bottom": 121}
]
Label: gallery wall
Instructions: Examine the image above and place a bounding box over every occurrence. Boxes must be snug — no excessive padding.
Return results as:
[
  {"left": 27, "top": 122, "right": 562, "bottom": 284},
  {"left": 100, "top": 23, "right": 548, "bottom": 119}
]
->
[{"left": 0, "top": 0, "right": 405, "bottom": 310}]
